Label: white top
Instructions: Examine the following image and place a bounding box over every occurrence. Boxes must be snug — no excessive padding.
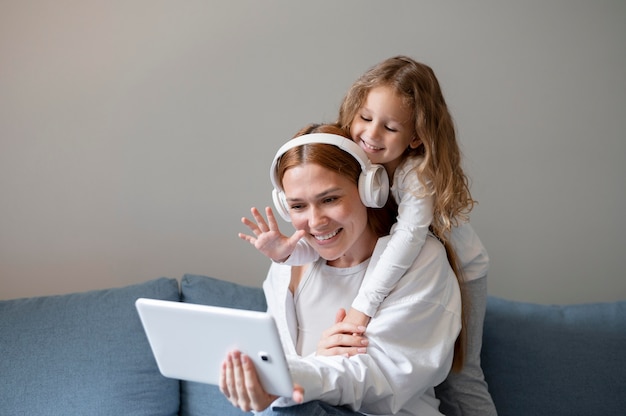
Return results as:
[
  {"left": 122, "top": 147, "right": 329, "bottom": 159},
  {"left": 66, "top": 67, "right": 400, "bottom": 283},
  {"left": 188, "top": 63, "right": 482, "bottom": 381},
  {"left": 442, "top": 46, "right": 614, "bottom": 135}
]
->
[
  {"left": 286, "top": 155, "right": 489, "bottom": 317},
  {"left": 263, "top": 235, "right": 462, "bottom": 416},
  {"left": 294, "top": 259, "right": 369, "bottom": 356}
]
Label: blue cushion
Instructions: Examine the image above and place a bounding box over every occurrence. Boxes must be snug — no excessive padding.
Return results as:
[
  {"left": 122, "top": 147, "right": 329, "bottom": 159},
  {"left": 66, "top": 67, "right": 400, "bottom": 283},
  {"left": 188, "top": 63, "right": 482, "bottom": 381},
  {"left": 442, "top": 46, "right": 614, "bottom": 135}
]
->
[
  {"left": 179, "top": 274, "right": 266, "bottom": 416},
  {"left": 0, "top": 278, "right": 181, "bottom": 416},
  {"left": 481, "top": 296, "right": 626, "bottom": 416}
]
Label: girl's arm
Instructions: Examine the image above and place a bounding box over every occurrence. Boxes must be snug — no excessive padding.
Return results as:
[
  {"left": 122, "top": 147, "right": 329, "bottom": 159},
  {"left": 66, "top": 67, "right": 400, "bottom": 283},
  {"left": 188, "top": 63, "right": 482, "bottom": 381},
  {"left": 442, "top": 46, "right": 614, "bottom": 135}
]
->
[
  {"left": 349, "top": 170, "right": 434, "bottom": 319},
  {"left": 281, "top": 239, "right": 319, "bottom": 266}
]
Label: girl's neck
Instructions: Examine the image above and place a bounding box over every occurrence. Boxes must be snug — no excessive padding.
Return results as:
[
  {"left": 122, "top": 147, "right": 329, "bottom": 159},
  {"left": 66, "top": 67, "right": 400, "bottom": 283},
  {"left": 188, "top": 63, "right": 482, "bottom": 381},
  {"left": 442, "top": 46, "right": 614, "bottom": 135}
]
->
[{"left": 383, "top": 158, "right": 404, "bottom": 183}]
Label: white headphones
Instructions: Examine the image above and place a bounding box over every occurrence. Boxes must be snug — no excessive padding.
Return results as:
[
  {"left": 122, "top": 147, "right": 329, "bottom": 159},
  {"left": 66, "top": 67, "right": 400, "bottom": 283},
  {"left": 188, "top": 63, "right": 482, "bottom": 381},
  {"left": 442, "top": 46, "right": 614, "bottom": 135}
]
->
[{"left": 269, "top": 133, "right": 390, "bottom": 222}]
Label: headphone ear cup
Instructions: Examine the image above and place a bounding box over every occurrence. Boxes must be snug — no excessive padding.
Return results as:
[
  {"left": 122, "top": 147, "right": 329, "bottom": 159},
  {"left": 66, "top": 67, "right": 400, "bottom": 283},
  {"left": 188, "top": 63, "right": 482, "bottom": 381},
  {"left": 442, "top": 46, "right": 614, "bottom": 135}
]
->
[
  {"left": 359, "top": 165, "right": 390, "bottom": 208},
  {"left": 272, "top": 188, "right": 292, "bottom": 222}
]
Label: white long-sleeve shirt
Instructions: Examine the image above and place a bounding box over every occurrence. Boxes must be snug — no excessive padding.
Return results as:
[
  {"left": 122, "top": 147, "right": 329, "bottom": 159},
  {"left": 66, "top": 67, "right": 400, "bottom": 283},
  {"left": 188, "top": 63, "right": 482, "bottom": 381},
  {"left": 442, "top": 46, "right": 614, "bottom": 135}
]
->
[
  {"left": 263, "top": 234, "right": 462, "bottom": 416},
  {"left": 351, "top": 155, "right": 433, "bottom": 316},
  {"left": 285, "top": 155, "right": 488, "bottom": 318}
]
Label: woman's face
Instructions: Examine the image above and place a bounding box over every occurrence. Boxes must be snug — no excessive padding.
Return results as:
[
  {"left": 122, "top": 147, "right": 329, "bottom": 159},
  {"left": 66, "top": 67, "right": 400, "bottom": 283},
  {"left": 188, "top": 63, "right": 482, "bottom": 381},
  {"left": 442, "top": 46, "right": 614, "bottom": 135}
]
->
[{"left": 281, "top": 162, "right": 376, "bottom": 268}]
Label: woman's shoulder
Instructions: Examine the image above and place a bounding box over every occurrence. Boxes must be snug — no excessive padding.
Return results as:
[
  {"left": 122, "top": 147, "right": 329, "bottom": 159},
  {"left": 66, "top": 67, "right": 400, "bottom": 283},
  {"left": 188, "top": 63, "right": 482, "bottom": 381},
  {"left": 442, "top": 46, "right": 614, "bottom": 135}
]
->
[
  {"left": 265, "top": 261, "right": 294, "bottom": 286},
  {"left": 374, "top": 233, "right": 449, "bottom": 275},
  {"left": 373, "top": 235, "right": 460, "bottom": 311}
]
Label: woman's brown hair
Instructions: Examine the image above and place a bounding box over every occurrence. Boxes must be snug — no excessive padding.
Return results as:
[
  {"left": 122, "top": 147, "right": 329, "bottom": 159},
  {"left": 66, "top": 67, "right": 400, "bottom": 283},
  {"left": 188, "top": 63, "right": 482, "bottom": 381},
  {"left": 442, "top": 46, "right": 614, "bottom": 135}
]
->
[{"left": 275, "top": 123, "right": 397, "bottom": 239}]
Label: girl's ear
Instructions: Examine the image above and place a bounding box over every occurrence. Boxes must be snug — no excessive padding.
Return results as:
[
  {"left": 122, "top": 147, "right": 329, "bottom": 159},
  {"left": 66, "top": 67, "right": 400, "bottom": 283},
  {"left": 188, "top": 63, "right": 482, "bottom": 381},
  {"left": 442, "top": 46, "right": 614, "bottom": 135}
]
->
[{"left": 409, "top": 136, "right": 422, "bottom": 149}]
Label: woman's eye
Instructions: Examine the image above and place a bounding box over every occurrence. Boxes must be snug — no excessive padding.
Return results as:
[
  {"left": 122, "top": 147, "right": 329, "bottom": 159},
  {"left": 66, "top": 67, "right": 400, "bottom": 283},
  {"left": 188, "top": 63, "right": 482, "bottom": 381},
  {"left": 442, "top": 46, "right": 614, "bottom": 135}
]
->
[
  {"left": 323, "top": 197, "right": 338, "bottom": 204},
  {"left": 289, "top": 204, "right": 304, "bottom": 211}
]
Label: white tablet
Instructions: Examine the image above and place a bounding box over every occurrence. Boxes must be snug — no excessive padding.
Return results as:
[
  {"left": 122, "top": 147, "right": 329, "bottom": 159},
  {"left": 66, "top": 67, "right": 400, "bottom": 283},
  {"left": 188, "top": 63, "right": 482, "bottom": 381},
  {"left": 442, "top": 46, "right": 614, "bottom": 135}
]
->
[{"left": 135, "top": 298, "right": 293, "bottom": 397}]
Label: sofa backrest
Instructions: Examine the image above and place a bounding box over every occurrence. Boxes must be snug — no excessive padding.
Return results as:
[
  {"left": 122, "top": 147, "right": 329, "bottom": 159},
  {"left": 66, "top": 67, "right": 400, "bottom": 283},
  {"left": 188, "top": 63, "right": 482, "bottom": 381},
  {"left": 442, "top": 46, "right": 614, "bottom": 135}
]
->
[
  {"left": 178, "top": 274, "right": 266, "bottom": 416},
  {"left": 0, "top": 277, "right": 181, "bottom": 416},
  {"left": 6, "top": 275, "right": 623, "bottom": 416},
  {"left": 481, "top": 296, "right": 626, "bottom": 416}
]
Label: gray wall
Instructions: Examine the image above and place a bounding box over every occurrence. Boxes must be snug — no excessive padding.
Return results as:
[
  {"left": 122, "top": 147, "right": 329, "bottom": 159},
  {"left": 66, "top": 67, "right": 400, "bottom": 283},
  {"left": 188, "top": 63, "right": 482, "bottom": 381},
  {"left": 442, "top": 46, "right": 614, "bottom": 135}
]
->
[{"left": 1, "top": 1, "right": 625, "bottom": 303}]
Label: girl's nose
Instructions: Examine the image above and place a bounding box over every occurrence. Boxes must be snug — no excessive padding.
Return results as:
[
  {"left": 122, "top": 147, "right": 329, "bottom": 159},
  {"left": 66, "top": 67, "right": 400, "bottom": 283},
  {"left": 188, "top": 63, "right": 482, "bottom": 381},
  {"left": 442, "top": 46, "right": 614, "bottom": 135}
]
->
[{"left": 364, "top": 122, "right": 381, "bottom": 141}]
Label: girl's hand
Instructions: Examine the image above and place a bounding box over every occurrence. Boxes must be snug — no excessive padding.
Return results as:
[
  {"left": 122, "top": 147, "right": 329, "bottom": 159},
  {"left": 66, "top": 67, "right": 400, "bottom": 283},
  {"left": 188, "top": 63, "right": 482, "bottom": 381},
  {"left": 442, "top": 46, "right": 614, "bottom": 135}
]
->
[
  {"left": 316, "top": 309, "right": 369, "bottom": 357},
  {"left": 220, "top": 350, "right": 292, "bottom": 412},
  {"left": 238, "top": 207, "right": 306, "bottom": 263},
  {"left": 343, "top": 307, "right": 371, "bottom": 328}
]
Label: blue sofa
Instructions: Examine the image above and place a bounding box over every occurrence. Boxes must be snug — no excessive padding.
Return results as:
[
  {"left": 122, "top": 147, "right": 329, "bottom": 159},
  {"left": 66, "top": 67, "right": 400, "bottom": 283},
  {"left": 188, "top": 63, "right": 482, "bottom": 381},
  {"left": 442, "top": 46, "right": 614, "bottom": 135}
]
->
[{"left": 1, "top": 274, "right": 625, "bottom": 415}]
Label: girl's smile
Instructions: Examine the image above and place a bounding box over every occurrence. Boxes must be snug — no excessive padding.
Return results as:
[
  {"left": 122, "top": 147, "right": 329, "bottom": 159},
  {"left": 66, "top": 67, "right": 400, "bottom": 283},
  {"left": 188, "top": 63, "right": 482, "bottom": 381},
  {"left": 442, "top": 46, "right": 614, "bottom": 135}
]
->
[{"left": 350, "top": 85, "right": 421, "bottom": 176}]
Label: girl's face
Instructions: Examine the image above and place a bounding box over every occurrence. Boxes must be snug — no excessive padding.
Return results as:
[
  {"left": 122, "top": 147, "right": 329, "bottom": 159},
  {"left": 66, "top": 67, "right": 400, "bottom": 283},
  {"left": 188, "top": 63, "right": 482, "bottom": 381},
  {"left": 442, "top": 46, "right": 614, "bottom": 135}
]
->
[
  {"left": 281, "top": 162, "right": 376, "bottom": 268},
  {"left": 350, "top": 85, "right": 421, "bottom": 174}
]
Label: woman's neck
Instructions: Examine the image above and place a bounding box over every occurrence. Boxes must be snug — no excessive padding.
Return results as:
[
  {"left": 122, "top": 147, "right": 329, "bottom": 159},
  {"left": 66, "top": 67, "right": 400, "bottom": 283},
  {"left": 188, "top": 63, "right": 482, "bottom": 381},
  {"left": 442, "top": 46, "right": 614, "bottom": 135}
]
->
[{"left": 326, "top": 227, "right": 378, "bottom": 268}]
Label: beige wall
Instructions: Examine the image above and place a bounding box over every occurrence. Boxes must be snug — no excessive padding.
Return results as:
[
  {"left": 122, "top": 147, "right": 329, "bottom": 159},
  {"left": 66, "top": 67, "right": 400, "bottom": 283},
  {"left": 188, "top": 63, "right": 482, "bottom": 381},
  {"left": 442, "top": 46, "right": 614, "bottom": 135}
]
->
[{"left": 1, "top": 0, "right": 625, "bottom": 303}]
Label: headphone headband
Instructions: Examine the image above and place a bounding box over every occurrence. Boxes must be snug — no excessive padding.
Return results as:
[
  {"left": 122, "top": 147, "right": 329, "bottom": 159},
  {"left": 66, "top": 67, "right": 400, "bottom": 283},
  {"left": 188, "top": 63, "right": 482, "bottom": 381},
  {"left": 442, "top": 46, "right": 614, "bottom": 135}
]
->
[
  {"left": 269, "top": 133, "right": 389, "bottom": 222},
  {"left": 270, "top": 133, "right": 372, "bottom": 191}
]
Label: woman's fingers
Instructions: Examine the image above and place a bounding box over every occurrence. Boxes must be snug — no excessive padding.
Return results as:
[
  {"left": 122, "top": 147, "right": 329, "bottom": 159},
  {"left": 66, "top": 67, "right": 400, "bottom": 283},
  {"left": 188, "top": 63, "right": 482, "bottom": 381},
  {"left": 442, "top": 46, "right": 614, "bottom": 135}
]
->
[
  {"left": 264, "top": 206, "right": 280, "bottom": 230},
  {"left": 317, "top": 322, "right": 368, "bottom": 356},
  {"left": 221, "top": 353, "right": 239, "bottom": 405},
  {"left": 241, "top": 353, "right": 278, "bottom": 410},
  {"left": 250, "top": 207, "right": 269, "bottom": 232},
  {"left": 321, "top": 321, "right": 366, "bottom": 339},
  {"left": 231, "top": 351, "right": 252, "bottom": 411},
  {"left": 239, "top": 207, "right": 272, "bottom": 244},
  {"left": 221, "top": 350, "right": 277, "bottom": 412},
  {"left": 240, "top": 207, "right": 282, "bottom": 239}
]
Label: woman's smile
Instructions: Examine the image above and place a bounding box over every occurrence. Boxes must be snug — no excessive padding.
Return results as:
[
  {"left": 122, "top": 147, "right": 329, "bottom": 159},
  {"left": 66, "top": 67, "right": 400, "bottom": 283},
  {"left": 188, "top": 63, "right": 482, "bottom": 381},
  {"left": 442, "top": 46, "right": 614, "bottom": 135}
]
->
[{"left": 312, "top": 228, "right": 342, "bottom": 242}]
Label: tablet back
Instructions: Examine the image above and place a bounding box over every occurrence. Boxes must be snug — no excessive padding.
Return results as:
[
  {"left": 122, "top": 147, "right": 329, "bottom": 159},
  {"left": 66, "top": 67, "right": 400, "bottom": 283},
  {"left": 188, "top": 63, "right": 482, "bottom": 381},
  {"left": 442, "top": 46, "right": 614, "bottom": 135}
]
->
[{"left": 135, "top": 298, "right": 293, "bottom": 397}]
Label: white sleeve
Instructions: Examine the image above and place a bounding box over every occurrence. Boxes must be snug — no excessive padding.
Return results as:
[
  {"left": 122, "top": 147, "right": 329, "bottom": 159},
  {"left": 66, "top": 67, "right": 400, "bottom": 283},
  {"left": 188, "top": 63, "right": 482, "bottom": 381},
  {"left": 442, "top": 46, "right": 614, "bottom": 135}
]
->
[
  {"left": 449, "top": 222, "right": 490, "bottom": 282},
  {"left": 262, "top": 263, "right": 299, "bottom": 357},
  {"left": 351, "top": 165, "right": 433, "bottom": 317},
  {"left": 280, "top": 239, "right": 319, "bottom": 266},
  {"left": 278, "top": 237, "right": 462, "bottom": 414}
]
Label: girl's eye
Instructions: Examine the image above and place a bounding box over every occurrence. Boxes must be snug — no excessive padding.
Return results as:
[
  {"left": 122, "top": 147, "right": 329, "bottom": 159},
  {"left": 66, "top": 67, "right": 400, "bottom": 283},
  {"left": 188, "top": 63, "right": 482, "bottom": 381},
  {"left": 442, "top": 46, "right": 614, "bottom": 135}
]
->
[
  {"left": 385, "top": 125, "right": 398, "bottom": 132},
  {"left": 360, "top": 115, "right": 372, "bottom": 122}
]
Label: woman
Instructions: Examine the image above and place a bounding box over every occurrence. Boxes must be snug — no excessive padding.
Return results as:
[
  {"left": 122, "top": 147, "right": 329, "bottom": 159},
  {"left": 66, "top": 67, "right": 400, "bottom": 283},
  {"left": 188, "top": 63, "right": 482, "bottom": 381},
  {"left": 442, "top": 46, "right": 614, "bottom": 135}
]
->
[{"left": 224, "top": 124, "right": 462, "bottom": 416}]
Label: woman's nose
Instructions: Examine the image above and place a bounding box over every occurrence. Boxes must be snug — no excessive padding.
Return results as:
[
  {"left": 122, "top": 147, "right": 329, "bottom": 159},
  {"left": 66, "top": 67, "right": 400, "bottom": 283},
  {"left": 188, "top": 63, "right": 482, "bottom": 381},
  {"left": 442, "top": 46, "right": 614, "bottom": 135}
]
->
[{"left": 308, "top": 206, "right": 327, "bottom": 228}]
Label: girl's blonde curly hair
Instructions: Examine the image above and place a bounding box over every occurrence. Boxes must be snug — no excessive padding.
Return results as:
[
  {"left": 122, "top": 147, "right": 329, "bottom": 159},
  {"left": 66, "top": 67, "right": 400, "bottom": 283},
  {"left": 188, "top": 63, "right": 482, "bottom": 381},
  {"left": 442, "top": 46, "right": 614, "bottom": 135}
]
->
[{"left": 338, "top": 56, "right": 475, "bottom": 241}]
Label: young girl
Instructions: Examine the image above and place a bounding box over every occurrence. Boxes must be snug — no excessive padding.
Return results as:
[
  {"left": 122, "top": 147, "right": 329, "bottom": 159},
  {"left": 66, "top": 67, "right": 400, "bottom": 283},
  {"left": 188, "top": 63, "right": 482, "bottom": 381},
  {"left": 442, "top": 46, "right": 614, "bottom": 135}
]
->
[
  {"left": 338, "top": 56, "right": 477, "bottom": 324},
  {"left": 337, "top": 55, "right": 495, "bottom": 416}
]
